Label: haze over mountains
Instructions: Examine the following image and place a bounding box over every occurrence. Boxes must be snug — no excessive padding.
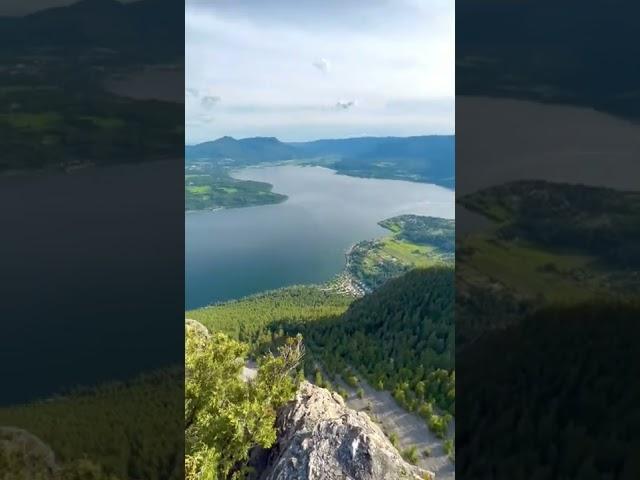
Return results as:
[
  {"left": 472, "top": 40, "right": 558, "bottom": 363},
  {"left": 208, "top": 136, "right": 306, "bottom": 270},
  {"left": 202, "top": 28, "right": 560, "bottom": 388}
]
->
[{"left": 186, "top": 135, "right": 455, "bottom": 188}]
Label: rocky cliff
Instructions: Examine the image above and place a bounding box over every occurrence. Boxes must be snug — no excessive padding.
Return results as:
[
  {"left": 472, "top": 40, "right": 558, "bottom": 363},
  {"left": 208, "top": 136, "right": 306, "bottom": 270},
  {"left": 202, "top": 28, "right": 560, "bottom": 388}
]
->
[
  {"left": 0, "top": 427, "right": 57, "bottom": 478},
  {"left": 261, "top": 381, "right": 432, "bottom": 480}
]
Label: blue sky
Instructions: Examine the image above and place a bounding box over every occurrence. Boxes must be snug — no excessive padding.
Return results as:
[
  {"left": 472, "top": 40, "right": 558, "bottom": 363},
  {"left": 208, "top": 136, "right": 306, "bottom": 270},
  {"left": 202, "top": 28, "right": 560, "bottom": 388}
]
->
[{"left": 186, "top": 0, "right": 454, "bottom": 143}]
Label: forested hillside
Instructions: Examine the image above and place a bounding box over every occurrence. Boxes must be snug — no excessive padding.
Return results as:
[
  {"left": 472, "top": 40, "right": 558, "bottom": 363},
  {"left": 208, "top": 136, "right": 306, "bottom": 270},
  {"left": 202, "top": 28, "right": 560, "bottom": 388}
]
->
[
  {"left": 457, "top": 181, "right": 640, "bottom": 348},
  {"left": 460, "top": 180, "right": 640, "bottom": 267},
  {"left": 186, "top": 286, "right": 352, "bottom": 350},
  {"left": 185, "top": 135, "right": 455, "bottom": 188},
  {"left": 0, "top": 370, "right": 183, "bottom": 480},
  {"left": 188, "top": 267, "right": 455, "bottom": 437},
  {"left": 302, "top": 268, "right": 455, "bottom": 436},
  {"left": 457, "top": 302, "right": 640, "bottom": 479}
]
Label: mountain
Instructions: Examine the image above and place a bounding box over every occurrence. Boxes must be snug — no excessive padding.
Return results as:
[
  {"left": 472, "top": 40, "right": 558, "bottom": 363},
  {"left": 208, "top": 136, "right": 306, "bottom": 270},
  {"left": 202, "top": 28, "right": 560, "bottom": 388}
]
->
[
  {"left": 187, "top": 135, "right": 455, "bottom": 188},
  {"left": 289, "top": 136, "right": 397, "bottom": 158},
  {"left": 259, "top": 381, "right": 433, "bottom": 480},
  {"left": 185, "top": 136, "right": 299, "bottom": 164},
  {"left": 330, "top": 136, "right": 455, "bottom": 187},
  {"left": 457, "top": 301, "right": 640, "bottom": 479}
]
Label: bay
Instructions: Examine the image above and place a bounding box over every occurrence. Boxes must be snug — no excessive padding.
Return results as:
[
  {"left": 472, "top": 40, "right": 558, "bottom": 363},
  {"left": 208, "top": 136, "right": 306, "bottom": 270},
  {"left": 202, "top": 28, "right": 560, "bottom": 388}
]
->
[{"left": 186, "top": 165, "right": 454, "bottom": 309}]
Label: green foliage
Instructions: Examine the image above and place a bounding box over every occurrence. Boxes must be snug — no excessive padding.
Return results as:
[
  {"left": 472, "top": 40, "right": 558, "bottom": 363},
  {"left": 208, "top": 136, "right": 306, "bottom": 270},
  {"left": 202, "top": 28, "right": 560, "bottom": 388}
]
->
[
  {"left": 388, "top": 432, "right": 399, "bottom": 448},
  {"left": 56, "top": 460, "right": 121, "bottom": 480},
  {"left": 0, "top": 370, "right": 182, "bottom": 480},
  {"left": 0, "top": 450, "right": 120, "bottom": 480},
  {"left": 347, "top": 215, "right": 453, "bottom": 291},
  {"left": 345, "top": 375, "right": 359, "bottom": 388},
  {"left": 401, "top": 446, "right": 419, "bottom": 465},
  {"left": 0, "top": 74, "right": 182, "bottom": 173},
  {"left": 460, "top": 180, "right": 640, "bottom": 268},
  {"left": 187, "top": 286, "right": 352, "bottom": 350},
  {"left": 305, "top": 268, "right": 455, "bottom": 419},
  {"left": 185, "top": 326, "right": 302, "bottom": 480},
  {"left": 443, "top": 439, "right": 454, "bottom": 460},
  {"left": 458, "top": 302, "right": 640, "bottom": 479},
  {"left": 379, "top": 215, "right": 454, "bottom": 254},
  {"left": 185, "top": 165, "right": 287, "bottom": 211},
  {"left": 337, "top": 388, "right": 349, "bottom": 400},
  {"left": 190, "top": 268, "right": 455, "bottom": 437},
  {"left": 427, "top": 414, "right": 449, "bottom": 439},
  {"left": 313, "top": 370, "right": 325, "bottom": 388},
  {"left": 356, "top": 388, "right": 364, "bottom": 399}
]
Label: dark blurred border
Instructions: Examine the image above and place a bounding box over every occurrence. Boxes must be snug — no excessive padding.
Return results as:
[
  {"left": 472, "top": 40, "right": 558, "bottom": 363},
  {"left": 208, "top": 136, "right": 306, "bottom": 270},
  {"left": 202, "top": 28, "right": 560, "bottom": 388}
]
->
[
  {"left": 456, "top": 1, "right": 640, "bottom": 478},
  {"left": 0, "top": 1, "right": 184, "bottom": 478}
]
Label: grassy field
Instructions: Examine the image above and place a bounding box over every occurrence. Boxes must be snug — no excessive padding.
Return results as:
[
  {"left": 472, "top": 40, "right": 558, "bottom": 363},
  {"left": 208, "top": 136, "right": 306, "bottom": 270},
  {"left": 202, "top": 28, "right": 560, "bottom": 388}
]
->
[
  {"left": 348, "top": 215, "right": 454, "bottom": 290},
  {"left": 185, "top": 166, "right": 287, "bottom": 211},
  {"left": 458, "top": 181, "right": 640, "bottom": 304},
  {"left": 459, "top": 234, "right": 603, "bottom": 302},
  {"left": 0, "top": 112, "right": 62, "bottom": 130}
]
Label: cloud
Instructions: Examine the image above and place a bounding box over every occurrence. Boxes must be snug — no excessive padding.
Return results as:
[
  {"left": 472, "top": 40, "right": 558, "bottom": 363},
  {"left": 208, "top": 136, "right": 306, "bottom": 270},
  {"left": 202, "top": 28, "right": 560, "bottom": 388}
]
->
[
  {"left": 185, "top": 0, "right": 454, "bottom": 142},
  {"left": 186, "top": 87, "right": 200, "bottom": 97},
  {"left": 336, "top": 100, "right": 356, "bottom": 110},
  {"left": 312, "top": 58, "right": 331, "bottom": 74},
  {"left": 201, "top": 95, "right": 221, "bottom": 109}
]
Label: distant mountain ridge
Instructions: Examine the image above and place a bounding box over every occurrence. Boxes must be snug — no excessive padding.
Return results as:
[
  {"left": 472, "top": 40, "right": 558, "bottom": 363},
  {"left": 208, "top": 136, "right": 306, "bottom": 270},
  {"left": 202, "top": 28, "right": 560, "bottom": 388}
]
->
[
  {"left": 186, "top": 135, "right": 455, "bottom": 188},
  {"left": 186, "top": 136, "right": 299, "bottom": 164}
]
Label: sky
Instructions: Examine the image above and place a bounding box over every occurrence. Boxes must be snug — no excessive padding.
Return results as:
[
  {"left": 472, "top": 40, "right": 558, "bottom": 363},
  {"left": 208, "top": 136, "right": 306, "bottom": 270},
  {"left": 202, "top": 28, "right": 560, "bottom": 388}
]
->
[{"left": 186, "top": 0, "right": 454, "bottom": 144}]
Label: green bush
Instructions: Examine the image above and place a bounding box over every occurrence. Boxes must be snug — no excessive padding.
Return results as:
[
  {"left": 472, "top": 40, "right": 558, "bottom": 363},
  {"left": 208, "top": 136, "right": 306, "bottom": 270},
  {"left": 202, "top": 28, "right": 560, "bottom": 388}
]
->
[
  {"left": 402, "top": 446, "right": 419, "bottom": 465},
  {"left": 185, "top": 325, "right": 302, "bottom": 480}
]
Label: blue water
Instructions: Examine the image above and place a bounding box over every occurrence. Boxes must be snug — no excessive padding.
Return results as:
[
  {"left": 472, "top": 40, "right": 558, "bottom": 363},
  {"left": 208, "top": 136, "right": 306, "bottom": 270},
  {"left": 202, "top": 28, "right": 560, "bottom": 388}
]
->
[{"left": 186, "top": 165, "right": 454, "bottom": 309}]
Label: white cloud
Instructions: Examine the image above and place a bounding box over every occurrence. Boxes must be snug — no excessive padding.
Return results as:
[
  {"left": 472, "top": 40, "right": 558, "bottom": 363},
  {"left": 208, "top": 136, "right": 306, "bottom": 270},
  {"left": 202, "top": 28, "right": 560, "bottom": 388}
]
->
[
  {"left": 186, "top": 1, "right": 454, "bottom": 143},
  {"left": 201, "top": 95, "right": 221, "bottom": 109},
  {"left": 312, "top": 58, "right": 331, "bottom": 74}
]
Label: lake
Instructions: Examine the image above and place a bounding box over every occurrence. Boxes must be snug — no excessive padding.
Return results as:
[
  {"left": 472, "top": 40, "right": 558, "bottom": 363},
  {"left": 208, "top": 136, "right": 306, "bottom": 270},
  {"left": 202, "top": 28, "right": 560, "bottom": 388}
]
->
[
  {"left": 186, "top": 165, "right": 454, "bottom": 309},
  {"left": 0, "top": 161, "right": 184, "bottom": 404}
]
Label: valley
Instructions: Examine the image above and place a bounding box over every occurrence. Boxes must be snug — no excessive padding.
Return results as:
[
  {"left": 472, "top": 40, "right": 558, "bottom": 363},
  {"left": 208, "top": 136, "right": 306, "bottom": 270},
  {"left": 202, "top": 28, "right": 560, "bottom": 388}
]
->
[
  {"left": 185, "top": 164, "right": 453, "bottom": 308},
  {"left": 186, "top": 178, "right": 456, "bottom": 477},
  {"left": 188, "top": 268, "right": 455, "bottom": 479},
  {"left": 184, "top": 137, "right": 456, "bottom": 479},
  {"left": 184, "top": 134, "right": 455, "bottom": 213}
]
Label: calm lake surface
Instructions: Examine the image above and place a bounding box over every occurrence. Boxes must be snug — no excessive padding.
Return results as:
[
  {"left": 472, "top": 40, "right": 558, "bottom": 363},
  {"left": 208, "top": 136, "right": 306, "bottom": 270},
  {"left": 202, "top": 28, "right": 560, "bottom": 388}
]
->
[
  {"left": 1, "top": 161, "right": 184, "bottom": 404},
  {"left": 186, "top": 165, "right": 454, "bottom": 309}
]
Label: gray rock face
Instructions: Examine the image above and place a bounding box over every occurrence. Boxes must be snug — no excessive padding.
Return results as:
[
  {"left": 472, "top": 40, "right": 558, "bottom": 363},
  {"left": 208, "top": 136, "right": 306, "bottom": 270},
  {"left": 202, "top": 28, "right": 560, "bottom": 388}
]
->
[
  {"left": 185, "top": 318, "right": 211, "bottom": 338},
  {"left": 0, "top": 427, "right": 57, "bottom": 479},
  {"left": 262, "top": 382, "right": 432, "bottom": 480}
]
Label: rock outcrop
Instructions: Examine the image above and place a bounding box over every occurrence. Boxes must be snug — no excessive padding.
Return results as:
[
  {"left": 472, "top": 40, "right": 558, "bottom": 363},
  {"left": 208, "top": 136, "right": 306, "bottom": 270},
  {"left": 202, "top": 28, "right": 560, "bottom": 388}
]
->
[
  {"left": 0, "top": 427, "right": 57, "bottom": 479},
  {"left": 185, "top": 318, "right": 211, "bottom": 338},
  {"left": 262, "top": 382, "right": 432, "bottom": 480}
]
